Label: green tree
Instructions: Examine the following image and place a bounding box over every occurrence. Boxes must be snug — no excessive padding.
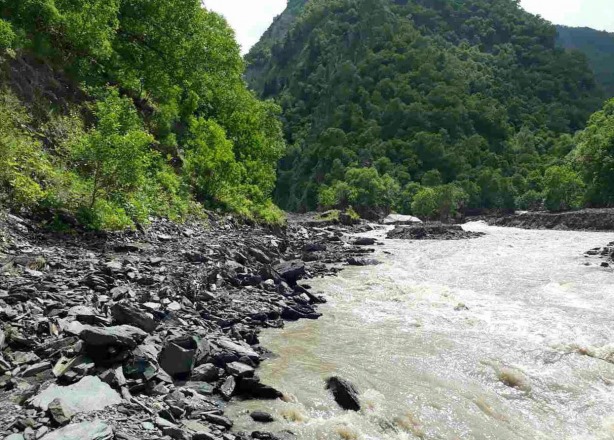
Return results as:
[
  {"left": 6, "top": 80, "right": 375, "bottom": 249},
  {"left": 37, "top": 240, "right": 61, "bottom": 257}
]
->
[
  {"left": 543, "top": 165, "right": 584, "bottom": 211},
  {"left": 573, "top": 98, "right": 614, "bottom": 205},
  {"left": 70, "top": 89, "right": 154, "bottom": 211}
]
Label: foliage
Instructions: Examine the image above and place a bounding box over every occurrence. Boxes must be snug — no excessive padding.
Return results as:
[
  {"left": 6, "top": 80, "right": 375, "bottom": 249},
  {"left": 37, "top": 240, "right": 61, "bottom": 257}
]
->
[
  {"left": 248, "top": 0, "right": 604, "bottom": 214},
  {"left": 411, "top": 185, "right": 468, "bottom": 221},
  {"left": 557, "top": 26, "right": 614, "bottom": 97},
  {"left": 0, "top": 91, "right": 55, "bottom": 207},
  {"left": 318, "top": 167, "right": 399, "bottom": 215},
  {"left": 0, "top": 0, "right": 285, "bottom": 228},
  {"left": 573, "top": 98, "right": 614, "bottom": 206},
  {"left": 542, "top": 165, "right": 584, "bottom": 212}
]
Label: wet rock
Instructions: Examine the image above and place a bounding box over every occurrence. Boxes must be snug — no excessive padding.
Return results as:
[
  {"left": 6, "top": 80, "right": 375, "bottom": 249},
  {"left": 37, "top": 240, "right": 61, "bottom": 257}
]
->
[
  {"left": 237, "top": 377, "right": 283, "bottom": 400},
  {"left": 250, "top": 411, "right": 274, "bottom": 423},
  {"left": 39, "top": 420, "right": 113, "bottom": 440},
  {"left": 202, "top": 413, "right": 233, "bottom": 429},
  {"left": 347, "top": 257, "right": 380, "bottom": 266},
  {"left": 30, "top": 376, "right": 122, "bottom": 414},
  {"left": 111, "top": 303, "right": 157, "bottom": 333},
  {"left": 281, "top": 305, "right": 321, "bottom": 321},
  {"left": 162, "top": 426, "right": 192, "bottom": 440},
  {"left": 325, "top": 376, "right": 360, "bottom": 411},
  {"left": 352, "top": 237, "right": 376, "bottom": 246},
  {"left": 79, "top": 325, "right": 147, "bottom": 349}
]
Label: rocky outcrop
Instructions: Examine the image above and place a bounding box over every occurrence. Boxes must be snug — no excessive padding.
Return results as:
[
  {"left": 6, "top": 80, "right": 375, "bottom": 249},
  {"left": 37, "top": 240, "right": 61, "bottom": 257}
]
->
[{"left": 387, "top": 224, "right": 485, "bottom": 240}]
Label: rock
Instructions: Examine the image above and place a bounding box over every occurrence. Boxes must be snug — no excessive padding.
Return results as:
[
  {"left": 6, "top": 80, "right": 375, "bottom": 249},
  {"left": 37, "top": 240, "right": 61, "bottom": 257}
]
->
[
  {"left": 273, "top": 261, "right": 306, "bottom": 286},
  {"left": 111, "top": 303, "right": 157, "bottom": 333},
  {"left": 47, "top": 398, "right": 73, "bottom": 425},
  {"left": 281, "top": 305, "right": 321, "bottom": 321},
  {"left": 220, "top": 376, "right": 236, "bottom": 401},
  {"left": 347, "top": 257, "right": 381, "bottom": 266},
  {"left": 237, "top": 377, "right": 283, "bottom": 399},
  {"left": 30, "top": 376, "right": 122, "bottom": 414},
  {"left": 79, "top": 325, "right": 147, "bottom": 349},
  {"left": 39, "top": 420, "right": 113, "bottom": 440},
  {"left": 4, "top": 434, "right": 25, "bottom": 440},
  {"left": 159, "top": 336, "right": 208, "bottom": 378},
  {"left": 99, "top": 365, "right": 127, "bottom": 388},
  {"left": 191, "top": 363, "right": 219, "bottom": 382},
  {"left": 250, "top": 411, "right": 274, "bottom": 423},
  {"left": 22, "top": 361, "right": 52, "bottom": 377},
  {"left": 226, "top": 362, "right": 254, "bottom": 378},
  {"left": 325, "top": 376, "right": 360, "bottom": 411},
  {"left": 162, "top": 426, "right": 192, "bottom": 440},
  {"left": 382, "top": 214, "right": 422, "bottom": 225},
  {"left": 214, "top": 338, "right": 259, "bottom": 362},
  {"left": 352, "top": 237, "right": 376, "bottom": 246},
  {"left": 202, "top": 413, "right": 233, "bottom": 429},
  {"left": 0, "top": 329, "right": 5, "bottom": 349}
]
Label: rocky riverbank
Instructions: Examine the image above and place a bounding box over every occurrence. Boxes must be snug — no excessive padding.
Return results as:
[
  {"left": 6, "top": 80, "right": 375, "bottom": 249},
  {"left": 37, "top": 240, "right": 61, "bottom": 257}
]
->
[
  {"left": 0, "top": 212, "right": 372, "bottom": 440},
  {"left": 487, "top": 208, "right": 614, "bottom": 231}
]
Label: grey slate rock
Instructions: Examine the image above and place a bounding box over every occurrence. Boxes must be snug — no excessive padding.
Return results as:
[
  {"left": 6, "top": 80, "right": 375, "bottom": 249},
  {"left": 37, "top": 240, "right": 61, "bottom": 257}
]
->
[
  {"left": 79, "top": 325, "right": 147, "bottom": 348},
  {"left": 191, "top": 363, "right": 219, "bottom": 382},
  {"left": 111, "top": 303, "right": 157, "bottom": 333},
  {"left": 220, "top": 376, "right": 236, "bottom": 401},
  {"left": 47, "top": 398, "right": 72, "bottom": 425},
  {"left": 39, "top": 420, "right": 113, "bottom": 440},
  {"left": 226, "top": 362, "right": 254, "bottom": 378},
  {"left": 159, "top": 343, "right": 196, "bottom": 377},
  {"left": 250, "top": 411, "right": 274, "bottom": 423},
  {"left": 30, "top": 376, "right": 122, "bottom": 414}
]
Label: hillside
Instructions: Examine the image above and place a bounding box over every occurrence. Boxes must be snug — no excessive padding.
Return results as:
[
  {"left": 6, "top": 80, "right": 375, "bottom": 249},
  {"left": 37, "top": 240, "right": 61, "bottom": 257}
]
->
[
  {"left": 0, "top": 0, "right": 285, "bottom": 230},
  {"left": 247, "top": 0, "right": 604, "bottom": 218},
  {"left": 556, "top": 25, "right": 614, "bottom": 98}
]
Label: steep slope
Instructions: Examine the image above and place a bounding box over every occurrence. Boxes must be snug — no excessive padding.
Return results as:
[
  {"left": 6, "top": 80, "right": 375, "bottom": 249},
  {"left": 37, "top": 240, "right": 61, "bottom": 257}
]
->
[
  {"left": 0, "top": 0, "right": 285, "bottom": 229},
  {"left": 247, "top": 0, "right": 603, "bottom": 215},
  {"left": 556, "top": 25, "right": 614, "bottom": 97}
]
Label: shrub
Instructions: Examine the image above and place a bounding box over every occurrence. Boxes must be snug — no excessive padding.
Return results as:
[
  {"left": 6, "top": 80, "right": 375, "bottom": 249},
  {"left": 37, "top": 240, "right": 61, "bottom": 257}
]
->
[{"left": 543, "top": 165, "right": 584, "bottom": 212}]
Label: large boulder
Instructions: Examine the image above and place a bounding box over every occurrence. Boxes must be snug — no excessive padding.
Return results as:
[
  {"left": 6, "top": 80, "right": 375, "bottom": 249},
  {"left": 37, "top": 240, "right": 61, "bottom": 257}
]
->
[
  {"left": 159, "top": 335, "right": 210, "bottom": 378},
  {"left": 30, "top": 376, "right": 122, "bottom": 414},
  {"left": 40, "top": 420, "right": 113, "bottom": 440},
  {"left": 382, "top": 214, "right": 422, "bottom": 225},
  {"left": 325, "top": 376, "right": 360, "bottom": 411}
]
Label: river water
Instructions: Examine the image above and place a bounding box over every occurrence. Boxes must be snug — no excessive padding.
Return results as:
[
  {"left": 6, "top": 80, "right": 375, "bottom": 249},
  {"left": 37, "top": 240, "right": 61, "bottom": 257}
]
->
[{"left": 227, "top": 222, "right": 614, "bottom": 440}]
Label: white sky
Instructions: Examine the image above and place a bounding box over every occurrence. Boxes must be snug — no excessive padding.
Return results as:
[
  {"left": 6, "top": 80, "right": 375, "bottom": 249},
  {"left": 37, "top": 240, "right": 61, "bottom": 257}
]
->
[{"left": 205, "top": 0, "right": 614, "bottom": 54}]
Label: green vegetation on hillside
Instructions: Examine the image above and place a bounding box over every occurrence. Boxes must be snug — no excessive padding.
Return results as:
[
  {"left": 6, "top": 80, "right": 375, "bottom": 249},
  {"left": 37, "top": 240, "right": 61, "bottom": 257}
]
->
[
  {"left": 0, "top": 0, "right": 285, "bottom": 229},
  {"left": 248, "top": 0, "right": 604, "bottom": 218},
  {"left": 557, "top": 26, "right": 614, "bottom": 97}
]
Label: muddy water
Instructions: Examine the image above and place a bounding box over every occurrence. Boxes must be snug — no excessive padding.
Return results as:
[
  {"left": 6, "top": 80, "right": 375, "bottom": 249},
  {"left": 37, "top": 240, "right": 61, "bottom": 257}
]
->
[{"left": 227, "top": 222, "right": 614, "bottom": 440}]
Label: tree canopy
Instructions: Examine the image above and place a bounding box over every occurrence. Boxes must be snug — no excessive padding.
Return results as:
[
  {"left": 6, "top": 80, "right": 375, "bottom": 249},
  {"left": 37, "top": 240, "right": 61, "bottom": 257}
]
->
[{"left": 247, "top": 0, "right": 605, "bottom": 216}]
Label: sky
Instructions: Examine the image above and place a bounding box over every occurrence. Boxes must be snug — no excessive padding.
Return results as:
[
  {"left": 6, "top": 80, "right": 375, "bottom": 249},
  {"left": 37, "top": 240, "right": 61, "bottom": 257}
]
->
[{"left": 205, "top": 0, "right": 614, "bottom": 54}]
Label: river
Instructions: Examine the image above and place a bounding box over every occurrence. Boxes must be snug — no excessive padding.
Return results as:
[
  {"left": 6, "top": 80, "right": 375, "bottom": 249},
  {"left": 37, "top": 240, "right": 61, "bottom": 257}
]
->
[{"left": 227, "top": 222, "right": 614, "bottom": 440}]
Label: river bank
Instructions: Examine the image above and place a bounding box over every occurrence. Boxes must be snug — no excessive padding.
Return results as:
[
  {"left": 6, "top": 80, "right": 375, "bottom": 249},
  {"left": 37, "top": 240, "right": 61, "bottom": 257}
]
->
[
  {"left": 0, "top": 212, "right": 374, "bottom": 440},
  {"left": 486, "top": 208, "right": 614, "bottom": 231}
]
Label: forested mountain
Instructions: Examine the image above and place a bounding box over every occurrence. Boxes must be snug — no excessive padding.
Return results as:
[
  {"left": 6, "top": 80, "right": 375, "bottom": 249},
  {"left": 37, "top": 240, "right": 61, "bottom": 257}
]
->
[
  {"left": 247, "top": 0, "right": 605, "bottom": 218},
  {"left": 556, "top": 25, "right": 614, "bottom": 98},
  {"left": 0, "top": 0, "right": 285, "bottom": 229}
]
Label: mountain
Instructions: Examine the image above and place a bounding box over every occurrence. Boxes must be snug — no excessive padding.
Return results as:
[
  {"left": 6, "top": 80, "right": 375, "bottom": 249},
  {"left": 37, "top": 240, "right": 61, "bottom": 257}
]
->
[
  {"left": 246, "top": 0, "right": 604, "bottom": 217},
  {"left": 556, "top": 25, "right": 614, "bottom": 97}
]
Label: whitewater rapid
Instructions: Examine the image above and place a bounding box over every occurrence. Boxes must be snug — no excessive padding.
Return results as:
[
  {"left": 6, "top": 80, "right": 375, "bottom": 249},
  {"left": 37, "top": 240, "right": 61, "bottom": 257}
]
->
[{"left": 227, "top": 222, "right": 614, "bottom": 440}]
